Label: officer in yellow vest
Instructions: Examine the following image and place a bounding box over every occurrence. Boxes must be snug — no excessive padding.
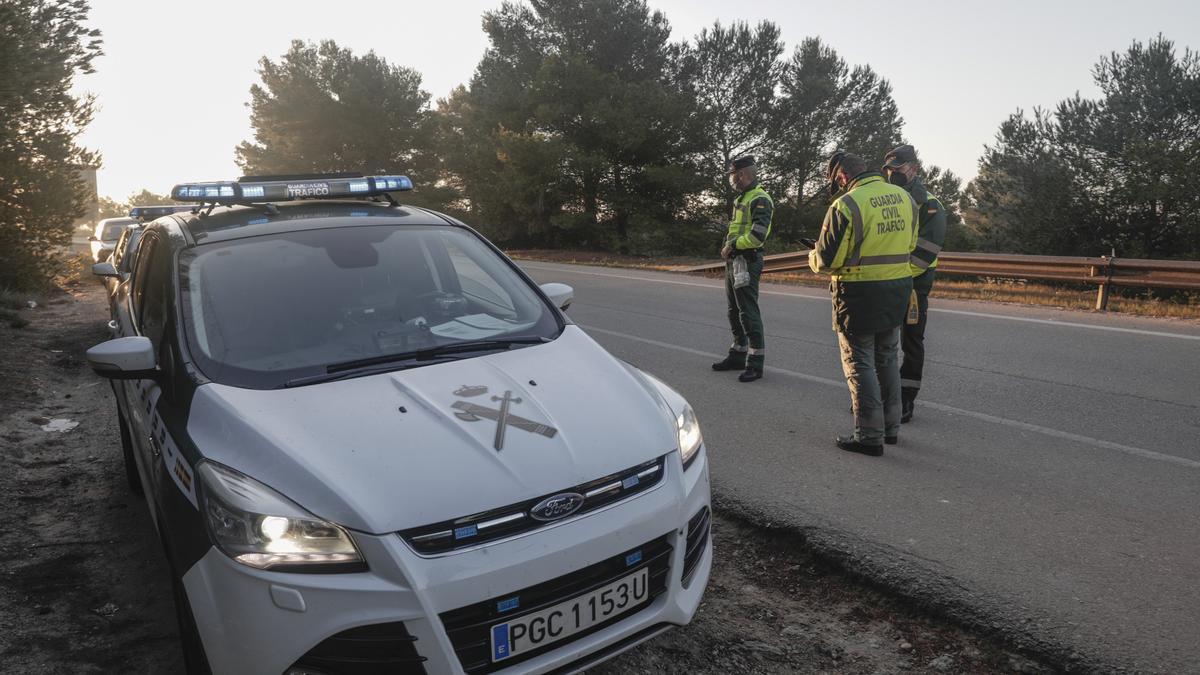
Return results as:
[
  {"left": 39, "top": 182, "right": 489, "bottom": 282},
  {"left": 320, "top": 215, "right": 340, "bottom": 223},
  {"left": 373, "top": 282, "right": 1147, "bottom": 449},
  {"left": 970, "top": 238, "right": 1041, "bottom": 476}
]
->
[
  {"left": 712, "top": 156, "right": 773, "bottom": 382},
  {"left": 809, "top": 151, "right": 918, "bottom": 456},
  {"left": 882, "top": 144, "right": 947, "bottom": 423}
]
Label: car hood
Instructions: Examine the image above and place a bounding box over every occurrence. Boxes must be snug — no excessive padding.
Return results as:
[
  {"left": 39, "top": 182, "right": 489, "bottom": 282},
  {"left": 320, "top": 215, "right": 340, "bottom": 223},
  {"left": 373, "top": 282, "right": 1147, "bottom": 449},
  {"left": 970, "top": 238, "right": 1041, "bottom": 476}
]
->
[{"left": 185, "top": 326, "right": 678, "bottom": 534}]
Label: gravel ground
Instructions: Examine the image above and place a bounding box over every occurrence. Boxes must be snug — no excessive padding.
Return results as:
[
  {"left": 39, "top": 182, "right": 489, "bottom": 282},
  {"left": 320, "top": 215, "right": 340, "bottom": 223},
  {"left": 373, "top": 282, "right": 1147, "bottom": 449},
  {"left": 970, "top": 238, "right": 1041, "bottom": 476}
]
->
[{"left": 0, "top": 280, "right": 1051, "bottom": 674}]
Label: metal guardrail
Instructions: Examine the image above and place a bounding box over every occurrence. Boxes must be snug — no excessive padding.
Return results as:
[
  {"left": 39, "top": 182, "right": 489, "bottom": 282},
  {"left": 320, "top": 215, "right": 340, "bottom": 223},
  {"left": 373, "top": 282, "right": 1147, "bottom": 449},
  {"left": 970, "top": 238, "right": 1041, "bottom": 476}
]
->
[{"left": 677, "top": 251, "right": 1200, "bottom": 310}]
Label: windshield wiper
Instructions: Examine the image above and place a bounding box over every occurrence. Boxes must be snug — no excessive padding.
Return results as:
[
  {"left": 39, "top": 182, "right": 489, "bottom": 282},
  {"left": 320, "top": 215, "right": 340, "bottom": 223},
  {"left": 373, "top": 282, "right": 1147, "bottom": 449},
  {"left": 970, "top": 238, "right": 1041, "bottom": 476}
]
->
[
  {"left": 411, "top": 336, "right": 550, "bottom": 362},
  {"left": 282, "top": 360, "right": 436, "bottom": 388},
  {"left": 303, "top": 336, "right": 550, "bottom": 379}
]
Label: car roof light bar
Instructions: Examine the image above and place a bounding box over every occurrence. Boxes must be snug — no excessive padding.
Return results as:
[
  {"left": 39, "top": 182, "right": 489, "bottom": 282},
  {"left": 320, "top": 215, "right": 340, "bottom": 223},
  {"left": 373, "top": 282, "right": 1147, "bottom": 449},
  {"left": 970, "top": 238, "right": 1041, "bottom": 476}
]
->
[
  {"left": 169, "top": 174, "right": 413, "bottom": 204},
  {"left": 129, "top": 205, "right": 194, "bottom": 220}
]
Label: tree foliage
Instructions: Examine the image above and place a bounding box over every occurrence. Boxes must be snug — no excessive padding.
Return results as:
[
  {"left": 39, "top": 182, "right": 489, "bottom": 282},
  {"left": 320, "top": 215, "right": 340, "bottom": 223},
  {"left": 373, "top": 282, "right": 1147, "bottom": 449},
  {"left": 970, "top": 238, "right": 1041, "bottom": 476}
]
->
[
  {"left": 439, "top": 0, "right": 707, "bottom": 252},
  {"left": 232, "top": 9, "right": 938, "bottom": 256},
  {"left": 235, "top": 39, "right": 449, "bottom": 207},
  {"left": 684, "top": 21, "right": 783, "bottom": 218},
  {"left": 968, "top": 35, "right": 1200, "bottom": 259},
  {"left": 97, "top": 188, "right": 179, "bottom": 220},
  {"left": 0, "top": 0, "right": 101, "bottom": 290},
  {"left": 767, "top": 37, "right": 905, "bottom": 243}
]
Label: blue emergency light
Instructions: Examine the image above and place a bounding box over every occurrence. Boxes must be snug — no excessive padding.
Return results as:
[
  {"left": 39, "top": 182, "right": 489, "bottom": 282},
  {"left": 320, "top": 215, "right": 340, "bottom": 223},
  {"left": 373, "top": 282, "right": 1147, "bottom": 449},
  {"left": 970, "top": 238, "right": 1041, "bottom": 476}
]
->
[
  {"left": 128, "top": 205, "right": 194, "bottom": 220},
  {"left": 169, "top": 174, "right": 413, "bottom": 204}
]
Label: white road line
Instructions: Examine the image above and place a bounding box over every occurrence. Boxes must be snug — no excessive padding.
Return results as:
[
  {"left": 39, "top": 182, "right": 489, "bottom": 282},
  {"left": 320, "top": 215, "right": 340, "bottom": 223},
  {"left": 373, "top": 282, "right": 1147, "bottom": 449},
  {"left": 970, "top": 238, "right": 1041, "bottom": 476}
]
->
[
  {"left": 523, "top": 262, "right": 1200, "bottom": 341},
  {"left": 582, "top": 324, "right": 1200, "bottom": 470},
  {"left": 928, "top": 307, "right": 1200, "bottom": 340}
]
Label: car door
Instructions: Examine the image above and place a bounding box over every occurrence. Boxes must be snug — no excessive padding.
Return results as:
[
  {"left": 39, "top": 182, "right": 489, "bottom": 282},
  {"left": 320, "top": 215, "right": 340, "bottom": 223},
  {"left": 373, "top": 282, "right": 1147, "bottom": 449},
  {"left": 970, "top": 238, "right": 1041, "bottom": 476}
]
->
[
  {"left": 129, "top": 234, "right": 197, "bottom": 514},
  {"left": 122, "top": 233, "right": 166, "bottom": 503}
]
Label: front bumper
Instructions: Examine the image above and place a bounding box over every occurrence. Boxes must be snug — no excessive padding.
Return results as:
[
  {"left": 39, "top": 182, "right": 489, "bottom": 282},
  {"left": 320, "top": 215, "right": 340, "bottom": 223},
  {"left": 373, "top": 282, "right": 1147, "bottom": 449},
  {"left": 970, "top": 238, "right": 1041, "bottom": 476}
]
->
[{"left": 183, "top": 450, "right": 712, "bottom": 675}]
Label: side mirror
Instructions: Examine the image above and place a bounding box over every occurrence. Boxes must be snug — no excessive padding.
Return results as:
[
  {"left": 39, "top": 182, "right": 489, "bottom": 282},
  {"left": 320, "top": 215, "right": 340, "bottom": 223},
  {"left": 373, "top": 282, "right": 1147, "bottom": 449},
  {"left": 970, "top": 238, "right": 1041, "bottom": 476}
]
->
[
  {"left": 86, "top": 336, "right": 158, "bottom": 380},
  {"left": 88, "top": 235, "right": 99, "bottom": 242},
  {"left": 539, "top": 282, "right": 574, "bottom": 311},
  {"left": 92, "top": 261, "right": 118, "bottom": 277}
]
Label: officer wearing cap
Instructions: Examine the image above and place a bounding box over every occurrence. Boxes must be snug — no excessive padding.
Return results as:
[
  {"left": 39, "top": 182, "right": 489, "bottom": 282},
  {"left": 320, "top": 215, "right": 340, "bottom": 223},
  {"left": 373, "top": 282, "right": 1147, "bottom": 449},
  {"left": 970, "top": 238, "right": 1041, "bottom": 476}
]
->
[
  {"left": 712, "top": 155, "right": 773, "bottom": 383},
  {"left": 882, "top": 144, "right": 947, "bottom": 423},
  {"left": 809, "top": 151, "right": 918, "bottom": 456}
]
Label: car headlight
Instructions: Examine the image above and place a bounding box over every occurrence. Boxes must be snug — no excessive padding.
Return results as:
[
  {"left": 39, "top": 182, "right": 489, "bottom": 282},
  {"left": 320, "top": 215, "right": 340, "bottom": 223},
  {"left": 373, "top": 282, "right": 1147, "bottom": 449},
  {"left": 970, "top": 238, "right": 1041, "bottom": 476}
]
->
[
  {"left": 197, "top": 461, "right": 365, "bottom": 572},
  {"left": 677, "top": 405, "right": 703, "bottom": 469}
]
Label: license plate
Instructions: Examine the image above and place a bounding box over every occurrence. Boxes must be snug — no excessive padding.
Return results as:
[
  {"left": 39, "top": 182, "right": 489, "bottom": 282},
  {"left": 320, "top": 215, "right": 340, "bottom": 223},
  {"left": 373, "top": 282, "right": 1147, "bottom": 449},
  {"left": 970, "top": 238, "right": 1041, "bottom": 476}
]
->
[{"left": 490, "top": 567, "right": 649, "bottom": 662}]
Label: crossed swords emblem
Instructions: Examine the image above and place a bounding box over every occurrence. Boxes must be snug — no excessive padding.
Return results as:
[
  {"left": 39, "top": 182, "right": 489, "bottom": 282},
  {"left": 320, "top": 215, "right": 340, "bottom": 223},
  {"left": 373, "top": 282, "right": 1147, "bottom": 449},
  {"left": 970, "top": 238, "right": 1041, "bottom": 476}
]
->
[{"left": 451, "top": 385, "right": 557, "bottom": 451}]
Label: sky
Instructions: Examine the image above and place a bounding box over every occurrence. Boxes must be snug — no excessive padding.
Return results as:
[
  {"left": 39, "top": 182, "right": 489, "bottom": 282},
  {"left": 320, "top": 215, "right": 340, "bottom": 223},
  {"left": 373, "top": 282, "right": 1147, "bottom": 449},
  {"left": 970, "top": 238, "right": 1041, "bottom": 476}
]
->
[{"left": 74, "top": 0, "right": 1200, "bottom": 200}]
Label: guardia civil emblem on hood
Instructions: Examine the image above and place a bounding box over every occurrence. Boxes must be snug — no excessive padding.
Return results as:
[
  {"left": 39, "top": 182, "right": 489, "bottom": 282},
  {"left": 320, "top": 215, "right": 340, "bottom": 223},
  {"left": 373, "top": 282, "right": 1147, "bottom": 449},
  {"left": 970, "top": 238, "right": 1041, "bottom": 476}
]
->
[{"left": 451, "top": 387, "right": 557, "bottom": 452}]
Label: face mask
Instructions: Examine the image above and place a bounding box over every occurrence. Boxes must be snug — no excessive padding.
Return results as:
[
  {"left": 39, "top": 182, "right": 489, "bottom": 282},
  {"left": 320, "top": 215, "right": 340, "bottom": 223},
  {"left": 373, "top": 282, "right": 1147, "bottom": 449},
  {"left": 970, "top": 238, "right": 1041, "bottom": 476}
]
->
[
  {"left": 828, "top": 179, "right": 840, "bottom": 197},
  {"left": 886, "top": 168, "right": 909, "bottom": 188}
]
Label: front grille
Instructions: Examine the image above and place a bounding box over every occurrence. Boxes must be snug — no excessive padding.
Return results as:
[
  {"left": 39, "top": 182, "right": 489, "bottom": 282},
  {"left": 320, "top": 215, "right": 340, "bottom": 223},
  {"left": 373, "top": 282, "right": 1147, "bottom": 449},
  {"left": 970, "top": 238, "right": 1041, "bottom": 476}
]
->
[
  {"left": 286, "top": 621, "right": 427, "bottom": 674},
  {"left": 682, "top": 506, "right": 711, "bottom": 588},
  {"left": 400, "top": 456, "right": 666, "bottom": 555},
  {"left": 439, "top": 535, "right": 673, "bottom": 673}
]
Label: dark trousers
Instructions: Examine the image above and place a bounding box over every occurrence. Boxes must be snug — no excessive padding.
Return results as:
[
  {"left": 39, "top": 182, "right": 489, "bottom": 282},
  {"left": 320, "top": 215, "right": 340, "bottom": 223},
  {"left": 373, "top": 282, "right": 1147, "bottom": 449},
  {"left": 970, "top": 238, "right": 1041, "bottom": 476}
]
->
[
  {"left": 900, "top": 285, "right": 930, "bottom": 403},
  {"left": 725, "top": 252, "right": 765, "bottom": 368},
  {"left": 838, "top": 326, "right": 902, "bottom": 444}
]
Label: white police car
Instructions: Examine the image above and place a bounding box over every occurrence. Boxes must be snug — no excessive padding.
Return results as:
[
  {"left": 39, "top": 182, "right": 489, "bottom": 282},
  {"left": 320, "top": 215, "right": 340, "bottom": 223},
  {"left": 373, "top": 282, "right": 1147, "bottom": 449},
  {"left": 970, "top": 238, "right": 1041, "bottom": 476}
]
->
[
  {"left": 94, "top": 206, "right": 194, "bottom": 301},
  {"left": 86, "top": 174, "right": 712, "bottom": 674}
]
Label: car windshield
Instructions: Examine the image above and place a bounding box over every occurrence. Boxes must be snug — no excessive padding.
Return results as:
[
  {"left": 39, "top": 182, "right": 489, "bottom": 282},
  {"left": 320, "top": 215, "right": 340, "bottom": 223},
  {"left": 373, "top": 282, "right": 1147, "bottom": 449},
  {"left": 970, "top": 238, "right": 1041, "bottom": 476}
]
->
[
  {"left": 102, "top": 222, "right": 127, "bottom": 240},
  {"left": 178, "top": 224, "right": 560, "bottom": 388}
]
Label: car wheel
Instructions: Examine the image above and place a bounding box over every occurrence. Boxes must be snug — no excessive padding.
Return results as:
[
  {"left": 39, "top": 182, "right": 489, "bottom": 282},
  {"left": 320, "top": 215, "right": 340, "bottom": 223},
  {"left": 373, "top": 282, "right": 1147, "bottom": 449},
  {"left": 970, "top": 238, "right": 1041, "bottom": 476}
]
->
[{"left": 117, "top": 411, "right": 144, "bottom": 497}]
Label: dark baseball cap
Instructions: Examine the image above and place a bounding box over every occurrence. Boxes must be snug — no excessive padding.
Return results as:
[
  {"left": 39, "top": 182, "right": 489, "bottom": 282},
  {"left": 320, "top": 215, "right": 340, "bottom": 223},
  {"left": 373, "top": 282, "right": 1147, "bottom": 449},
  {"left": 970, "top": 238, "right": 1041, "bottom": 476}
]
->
[
  {"left": 883, "top": 144, "right": 918, "bottom": 168},
  {"left": 729, "top": 155, "right": 756, "bottom": 171}
]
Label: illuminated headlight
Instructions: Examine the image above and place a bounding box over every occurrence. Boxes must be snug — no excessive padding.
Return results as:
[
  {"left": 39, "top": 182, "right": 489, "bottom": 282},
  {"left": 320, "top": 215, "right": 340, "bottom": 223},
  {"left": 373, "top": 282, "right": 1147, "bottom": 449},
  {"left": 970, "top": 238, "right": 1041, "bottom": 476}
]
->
[
  {"left": 197, "top": 462, "right": 365, "bottom": 572},
  {"left": 677, "top": 405, "right": 703, "bottom": 469}
]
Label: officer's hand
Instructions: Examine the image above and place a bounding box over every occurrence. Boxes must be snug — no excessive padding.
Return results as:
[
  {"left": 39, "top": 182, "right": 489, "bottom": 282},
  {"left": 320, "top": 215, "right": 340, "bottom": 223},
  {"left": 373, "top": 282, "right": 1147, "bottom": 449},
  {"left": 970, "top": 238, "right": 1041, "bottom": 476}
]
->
[{"left": 720, "top": 244, "right": 732, "bottom": 259}]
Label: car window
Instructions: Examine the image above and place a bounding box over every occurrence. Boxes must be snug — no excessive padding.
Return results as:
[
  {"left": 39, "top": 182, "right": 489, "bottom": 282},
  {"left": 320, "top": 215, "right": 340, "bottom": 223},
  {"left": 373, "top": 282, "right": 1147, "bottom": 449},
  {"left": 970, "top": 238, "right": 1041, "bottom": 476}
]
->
[
  {"left": 138, "top": 236, "right": 170, "bottom": 346},
  {"left": 102, "top": 222, "right": 127, "bottom": 240},
  {"left": 131, "top": 234, "right": 159, "bottom": 322},
  {"left": 178, "top": 224, "right": 559, "bottom": 389},
  {"left": 118, "top": 229, "right": 144, "bottom": 275},
  {"left": 444, "top": 238, "right": 517, "bottom": 316},
  {"left": 112, "top": 229, "right": 132, "bottom": 269}
]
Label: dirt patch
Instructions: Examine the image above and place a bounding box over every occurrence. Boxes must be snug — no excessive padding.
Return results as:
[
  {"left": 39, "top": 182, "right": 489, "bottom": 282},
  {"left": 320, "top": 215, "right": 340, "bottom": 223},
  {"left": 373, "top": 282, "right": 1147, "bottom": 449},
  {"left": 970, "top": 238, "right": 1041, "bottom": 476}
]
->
[
  {"left": 0, "top": 281, "right": 182, "bottom": 674},
  {"left": 591, "top": 514, "right": 1047, "bottom": 674},
  {"left": 0, "top": 278, "right": 1050, "bottom": 674}
]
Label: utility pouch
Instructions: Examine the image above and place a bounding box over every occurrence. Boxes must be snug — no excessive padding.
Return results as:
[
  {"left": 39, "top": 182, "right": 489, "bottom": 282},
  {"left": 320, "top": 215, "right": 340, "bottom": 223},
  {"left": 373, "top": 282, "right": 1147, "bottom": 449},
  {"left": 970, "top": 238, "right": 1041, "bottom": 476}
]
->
[
  {"left": 732, "top": 255, "right": 750, "bottom": 288},
  {"left": 906, "top": 289, "right": 919, "bottom": 325}
]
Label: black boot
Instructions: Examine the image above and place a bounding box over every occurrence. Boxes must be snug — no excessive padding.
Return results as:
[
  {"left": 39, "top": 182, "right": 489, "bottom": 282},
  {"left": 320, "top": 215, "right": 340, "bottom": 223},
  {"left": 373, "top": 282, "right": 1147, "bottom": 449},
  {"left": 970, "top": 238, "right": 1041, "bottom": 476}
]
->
[
  {"left": 738, "top": 367, "right": 763, "bottom": 383},
  {"left": 711, "top": 352, "right": 747, "bottom": 371},
  {"left": 836, "top": 435, "right": 884, "bottom": 456},
  {"left": 901, "top": 398, "right": 914, "bottom": 424}
]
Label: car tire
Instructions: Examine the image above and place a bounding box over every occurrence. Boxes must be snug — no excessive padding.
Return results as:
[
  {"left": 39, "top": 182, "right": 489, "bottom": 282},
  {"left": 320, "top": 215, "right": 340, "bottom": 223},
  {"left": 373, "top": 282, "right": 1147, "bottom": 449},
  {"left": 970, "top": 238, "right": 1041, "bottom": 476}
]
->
[{"left": 117, "top": 411, "right": 144, "bottom": 497}]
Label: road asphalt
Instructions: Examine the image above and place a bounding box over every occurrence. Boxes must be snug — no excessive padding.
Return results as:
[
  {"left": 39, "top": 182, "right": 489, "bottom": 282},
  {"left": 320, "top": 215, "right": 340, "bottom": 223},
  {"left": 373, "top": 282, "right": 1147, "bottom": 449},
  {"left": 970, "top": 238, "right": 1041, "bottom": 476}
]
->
[{"left": 520, "top": 261, "right": 1200, "bottom": 673}]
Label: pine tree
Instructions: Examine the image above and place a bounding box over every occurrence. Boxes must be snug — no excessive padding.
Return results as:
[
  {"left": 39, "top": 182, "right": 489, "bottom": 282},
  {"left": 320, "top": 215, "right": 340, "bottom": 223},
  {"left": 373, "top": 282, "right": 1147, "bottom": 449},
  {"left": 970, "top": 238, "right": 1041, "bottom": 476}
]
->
[{"left": 0, "top": 0, "right": 102, "bottom": 290}]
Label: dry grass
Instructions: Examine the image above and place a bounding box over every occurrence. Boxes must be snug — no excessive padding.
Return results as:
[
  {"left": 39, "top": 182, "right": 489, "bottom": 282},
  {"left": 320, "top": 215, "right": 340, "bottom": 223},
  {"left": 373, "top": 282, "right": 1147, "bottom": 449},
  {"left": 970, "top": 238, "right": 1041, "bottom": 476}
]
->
[{"left": 508, "top": 249, "right": 1200, "bottom": 322}]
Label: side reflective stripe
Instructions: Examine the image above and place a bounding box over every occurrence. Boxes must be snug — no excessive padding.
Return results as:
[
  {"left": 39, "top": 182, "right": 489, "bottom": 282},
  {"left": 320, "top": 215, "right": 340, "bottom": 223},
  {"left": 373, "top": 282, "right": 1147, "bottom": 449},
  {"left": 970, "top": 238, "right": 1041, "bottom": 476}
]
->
[
  {"left": 840, "top": 195, "right": 864, "bottom": 266},
  {"left": 901, "top": 378, "right": 922, "bottom": 388},
  {"left": 909, "top": 255, "right": 933, "bottom": 270},
  {"left": 857, "top": 253, "right": 911, "bottom": 266},
  {"left": 750, "top": 222, "right": 769, "bottom": 239},
  {"left": 916, "top": 238, "right": 942, "bottom": 254}
]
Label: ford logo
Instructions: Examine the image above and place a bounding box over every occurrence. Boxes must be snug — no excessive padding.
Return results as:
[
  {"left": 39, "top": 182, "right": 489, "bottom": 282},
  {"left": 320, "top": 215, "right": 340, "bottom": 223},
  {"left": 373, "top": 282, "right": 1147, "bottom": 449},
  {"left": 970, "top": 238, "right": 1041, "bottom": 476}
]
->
[{"left": 530, "top": 493, "right": 585, "bottom": 522}]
